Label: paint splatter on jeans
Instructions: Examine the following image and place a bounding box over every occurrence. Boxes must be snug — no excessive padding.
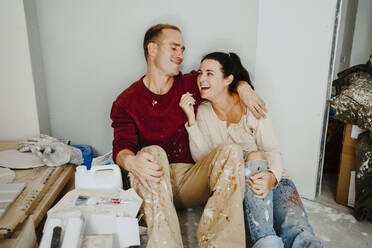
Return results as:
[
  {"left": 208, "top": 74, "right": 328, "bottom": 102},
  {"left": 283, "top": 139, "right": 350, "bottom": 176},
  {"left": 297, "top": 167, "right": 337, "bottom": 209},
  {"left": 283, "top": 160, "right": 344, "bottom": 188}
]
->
[
  {"left": 244, "top": 160, "right": 323, "bottom": 248},
  {"left": 273, "top": 179, "right": 323, "bottom": 248},
  {"left": 244, "top": 160, "right": 283, "bottom": 248}
]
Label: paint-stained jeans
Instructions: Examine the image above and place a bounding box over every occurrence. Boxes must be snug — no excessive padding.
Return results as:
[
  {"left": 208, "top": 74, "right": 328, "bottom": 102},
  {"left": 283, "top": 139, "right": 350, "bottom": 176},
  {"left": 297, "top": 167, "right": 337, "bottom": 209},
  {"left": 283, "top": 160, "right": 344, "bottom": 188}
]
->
[
  {"left": 130, "top": 144, "right": 246, "bottom": 248},
  {"left": 273, "top": 179, "right": 323, "bottom": 248},
  {"left": 244, "top": 160, "right": 323, "bottom": 248},
  {"left": 244, "top": 160, "right": 283, "bottom": 248}
]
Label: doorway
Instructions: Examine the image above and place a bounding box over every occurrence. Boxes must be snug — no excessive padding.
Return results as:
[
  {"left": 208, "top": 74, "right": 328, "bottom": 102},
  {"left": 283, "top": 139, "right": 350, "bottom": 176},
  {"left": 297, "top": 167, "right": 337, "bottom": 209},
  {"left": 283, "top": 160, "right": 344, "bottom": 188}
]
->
[{"left": 317, "top": 0, "right": 372, "bottom": 207}]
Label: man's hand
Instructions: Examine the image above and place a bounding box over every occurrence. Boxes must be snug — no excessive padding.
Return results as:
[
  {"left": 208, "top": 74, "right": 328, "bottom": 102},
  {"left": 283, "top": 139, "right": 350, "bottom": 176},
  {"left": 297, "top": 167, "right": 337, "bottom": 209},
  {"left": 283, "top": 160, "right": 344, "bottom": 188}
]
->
[
  {"left": 248, "top": 171, "right": 277, "bottom": 198},
  {"left": 237, "top": 82, "right": 267, "bottom": 119},
  {"left": 117, "top": 150, "right": 164, "bottom": 191},
  {"left": 179, "top": 92, "right": 196, "bottom": 126}
]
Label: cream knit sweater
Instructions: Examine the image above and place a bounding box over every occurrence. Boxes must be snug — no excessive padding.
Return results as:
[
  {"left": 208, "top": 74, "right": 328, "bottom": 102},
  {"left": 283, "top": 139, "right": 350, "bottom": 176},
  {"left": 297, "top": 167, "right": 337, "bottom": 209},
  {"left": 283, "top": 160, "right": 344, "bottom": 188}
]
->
[{"left": 185, "top": 101, "right": 290, "bottom": 182}]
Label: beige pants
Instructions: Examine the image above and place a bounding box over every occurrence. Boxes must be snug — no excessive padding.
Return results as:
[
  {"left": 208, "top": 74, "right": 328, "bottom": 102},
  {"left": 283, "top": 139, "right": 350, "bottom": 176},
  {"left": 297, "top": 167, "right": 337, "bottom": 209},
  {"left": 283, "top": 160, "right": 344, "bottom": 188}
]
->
[{"left": 130, "top": 144, "right": 246, "bottom": 248}]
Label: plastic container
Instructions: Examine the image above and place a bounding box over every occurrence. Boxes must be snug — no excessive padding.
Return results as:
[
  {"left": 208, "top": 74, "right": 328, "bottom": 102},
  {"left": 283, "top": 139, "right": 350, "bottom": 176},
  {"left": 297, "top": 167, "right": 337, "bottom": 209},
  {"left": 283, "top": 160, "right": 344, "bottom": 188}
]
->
[
  {"left": 72, "top": 144, "right": 93, "bottom": 169},
  {"left": 75, "top": 164, "right": 123, "bottom": 190}
]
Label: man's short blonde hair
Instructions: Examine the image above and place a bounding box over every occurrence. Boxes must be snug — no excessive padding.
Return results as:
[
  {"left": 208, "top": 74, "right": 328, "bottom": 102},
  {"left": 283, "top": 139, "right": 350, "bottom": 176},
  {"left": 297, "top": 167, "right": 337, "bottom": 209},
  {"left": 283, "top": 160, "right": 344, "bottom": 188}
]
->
[{"left": 143, "top": 24, "right": 181, "bottom": 61}]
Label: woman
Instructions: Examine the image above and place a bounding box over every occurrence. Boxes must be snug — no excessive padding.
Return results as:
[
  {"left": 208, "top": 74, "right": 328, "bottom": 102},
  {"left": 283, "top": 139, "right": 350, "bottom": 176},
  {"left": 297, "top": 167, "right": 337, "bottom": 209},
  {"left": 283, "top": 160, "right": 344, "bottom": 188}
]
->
[{"left": 179, "top": 52, "right": 322, "bottom": 248}]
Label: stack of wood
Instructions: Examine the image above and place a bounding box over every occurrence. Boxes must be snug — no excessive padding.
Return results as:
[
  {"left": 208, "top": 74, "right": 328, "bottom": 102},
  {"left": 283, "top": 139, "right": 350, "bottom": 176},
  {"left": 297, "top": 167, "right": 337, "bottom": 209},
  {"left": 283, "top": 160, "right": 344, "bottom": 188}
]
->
[{"left": 0, "top": 142, "right": 74, "bottom": 247}]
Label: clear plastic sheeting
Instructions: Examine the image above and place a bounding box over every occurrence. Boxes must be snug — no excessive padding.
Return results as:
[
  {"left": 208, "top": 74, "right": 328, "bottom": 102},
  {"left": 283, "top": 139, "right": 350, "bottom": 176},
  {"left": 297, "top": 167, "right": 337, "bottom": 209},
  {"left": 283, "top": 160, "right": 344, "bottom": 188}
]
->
[
  {"left": 17, "top": 134, "right": 83, "bottom": 167},
  {"left": 330, "top": 64, "right": 372, "bottom": 130}
]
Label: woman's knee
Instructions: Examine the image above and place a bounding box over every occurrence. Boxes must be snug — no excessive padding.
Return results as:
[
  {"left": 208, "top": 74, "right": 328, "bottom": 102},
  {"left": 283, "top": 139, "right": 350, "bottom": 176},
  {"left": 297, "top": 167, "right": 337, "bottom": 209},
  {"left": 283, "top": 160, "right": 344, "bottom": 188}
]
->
[{"left": 245, "top": 151, "right": 267, "bottom": 162}]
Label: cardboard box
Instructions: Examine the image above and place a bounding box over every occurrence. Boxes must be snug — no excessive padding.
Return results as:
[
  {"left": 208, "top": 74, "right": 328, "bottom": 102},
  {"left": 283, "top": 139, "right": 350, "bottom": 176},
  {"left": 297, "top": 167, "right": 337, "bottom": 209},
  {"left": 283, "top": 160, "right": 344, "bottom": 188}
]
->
[{"left": 336, "top": 124, "right": 356, "bottom": 206}]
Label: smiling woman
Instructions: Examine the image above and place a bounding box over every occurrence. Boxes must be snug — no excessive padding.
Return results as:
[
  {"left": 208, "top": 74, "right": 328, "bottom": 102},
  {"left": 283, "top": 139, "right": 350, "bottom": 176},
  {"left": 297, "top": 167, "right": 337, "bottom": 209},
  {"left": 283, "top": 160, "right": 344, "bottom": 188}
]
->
[{"left": 179, "top": 51, "right": 323, "bottom": 248}]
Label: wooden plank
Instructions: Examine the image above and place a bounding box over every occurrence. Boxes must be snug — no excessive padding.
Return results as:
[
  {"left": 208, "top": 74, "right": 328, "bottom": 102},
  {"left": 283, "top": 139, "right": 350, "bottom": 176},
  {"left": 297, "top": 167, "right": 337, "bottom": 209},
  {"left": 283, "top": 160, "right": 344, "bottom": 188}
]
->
[
  {"left": 336, "top": 124, "right": 357, "bottom": 205},
  {"left": 0, "top": 142, "right": 75, "bottom": 238},
  {"left": 0, "top": 216, "right": 37, "bottom": 248},
  {"left": 30, "top": 165, "right": 75, "bottom": 227},
  {"left": 26, "top": 166, "right": 64, "bottom": 215},
  {"left": 0, "top": 142, "right": 19, "bottom": 151},
  {"left": 0, "top": 166, "right": 64, "bottom": 238},
  {"left": 60, "top": 174, "right": 75, "bottom": 196}
]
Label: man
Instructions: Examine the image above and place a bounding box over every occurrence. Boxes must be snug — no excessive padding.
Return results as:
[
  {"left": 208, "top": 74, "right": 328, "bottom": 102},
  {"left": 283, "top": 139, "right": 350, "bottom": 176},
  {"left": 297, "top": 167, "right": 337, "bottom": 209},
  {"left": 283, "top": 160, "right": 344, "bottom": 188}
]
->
[{"left": 111, "top": 24, "right": 266, "bottom": 248}]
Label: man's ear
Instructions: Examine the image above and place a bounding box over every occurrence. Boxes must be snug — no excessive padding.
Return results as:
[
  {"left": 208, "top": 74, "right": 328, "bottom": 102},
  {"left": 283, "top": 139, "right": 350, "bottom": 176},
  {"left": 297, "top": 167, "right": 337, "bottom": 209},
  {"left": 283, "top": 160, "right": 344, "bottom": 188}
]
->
[{"left": 148, "top": 42, "right": 158, "bottom": 59}]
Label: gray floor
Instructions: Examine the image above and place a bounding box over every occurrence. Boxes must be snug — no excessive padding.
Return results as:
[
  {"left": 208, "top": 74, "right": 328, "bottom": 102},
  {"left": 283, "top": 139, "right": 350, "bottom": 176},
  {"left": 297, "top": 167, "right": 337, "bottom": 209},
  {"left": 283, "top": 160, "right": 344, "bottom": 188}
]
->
[
  {"left": 309, "top": 173, "right": 372, "bottom": 248},
  {"left": 139, "top": 174, "right": 372, "bottom": 247}
]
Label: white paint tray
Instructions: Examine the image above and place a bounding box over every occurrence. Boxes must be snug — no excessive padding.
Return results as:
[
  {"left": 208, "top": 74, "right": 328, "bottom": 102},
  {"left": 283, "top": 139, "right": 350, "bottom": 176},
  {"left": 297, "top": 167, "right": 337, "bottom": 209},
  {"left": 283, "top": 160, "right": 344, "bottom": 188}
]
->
[{"left": 0, "top": 150, "right": 44, "bottom": 169}]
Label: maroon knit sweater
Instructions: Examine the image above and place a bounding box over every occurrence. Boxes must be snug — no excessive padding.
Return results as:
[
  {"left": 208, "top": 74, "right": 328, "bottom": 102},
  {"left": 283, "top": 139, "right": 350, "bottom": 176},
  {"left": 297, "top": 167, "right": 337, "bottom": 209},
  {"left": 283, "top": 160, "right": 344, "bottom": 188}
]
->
[{"left": 110, "top": 71, "right": 201, "bottom": 164}]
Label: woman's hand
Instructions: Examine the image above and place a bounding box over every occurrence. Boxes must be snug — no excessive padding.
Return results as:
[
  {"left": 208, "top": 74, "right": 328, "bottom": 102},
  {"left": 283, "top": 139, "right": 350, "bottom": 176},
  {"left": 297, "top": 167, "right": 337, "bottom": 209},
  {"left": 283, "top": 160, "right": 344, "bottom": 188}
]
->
[
  {"left": 248, "top": 171, "right": 277, "bottom": 198},
  {"left": 237, "top": 82, "right": 267, "bottom": 119},
  {"left": 179, "top": 92, "right": 196, "bottom": 126}
]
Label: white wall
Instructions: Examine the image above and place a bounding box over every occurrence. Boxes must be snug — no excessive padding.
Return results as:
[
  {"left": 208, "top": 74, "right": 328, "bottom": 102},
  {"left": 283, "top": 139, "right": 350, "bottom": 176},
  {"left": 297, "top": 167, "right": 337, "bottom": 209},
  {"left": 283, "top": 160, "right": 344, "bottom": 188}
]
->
[
  {"left": 350, "top": 0, "right": 372, "bottom": 66},
  {"left": 35, "top": 0, "right": 259, "bottom": 154},
  {"left": 23, "top": 0, "right": 51, "bottom": 135},
  {"left": 255, "top": 0, "right": 338, "bottom": 199},
  {"left": 0, "top": 0, "right": 40, "bottom": 140}
]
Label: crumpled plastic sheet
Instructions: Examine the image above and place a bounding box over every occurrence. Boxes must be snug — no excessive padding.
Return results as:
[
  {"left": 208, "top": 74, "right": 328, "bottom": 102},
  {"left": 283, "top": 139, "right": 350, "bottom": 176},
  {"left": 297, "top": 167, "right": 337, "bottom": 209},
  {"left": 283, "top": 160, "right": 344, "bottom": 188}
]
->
[
  {"left": 330, "top": 70, "right": 372, "bottom": 130},
  {"left": 17, "top": 134, "right": 83, "bottom": 167}
]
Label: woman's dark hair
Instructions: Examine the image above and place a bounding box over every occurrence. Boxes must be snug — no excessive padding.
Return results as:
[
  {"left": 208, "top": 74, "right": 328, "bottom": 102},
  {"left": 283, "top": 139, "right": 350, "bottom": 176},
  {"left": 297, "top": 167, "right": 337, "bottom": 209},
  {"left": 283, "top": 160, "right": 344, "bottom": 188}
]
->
[{"left": 201, "top": 52, "right": 254, "bottom": 93}]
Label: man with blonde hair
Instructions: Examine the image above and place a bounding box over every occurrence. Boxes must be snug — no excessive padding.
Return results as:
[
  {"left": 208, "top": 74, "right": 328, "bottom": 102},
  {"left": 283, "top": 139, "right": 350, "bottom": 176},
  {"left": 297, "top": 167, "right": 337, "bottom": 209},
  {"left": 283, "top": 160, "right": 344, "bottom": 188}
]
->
[{"left": 111, "top": 23, "right": 266, "bottom": 247}]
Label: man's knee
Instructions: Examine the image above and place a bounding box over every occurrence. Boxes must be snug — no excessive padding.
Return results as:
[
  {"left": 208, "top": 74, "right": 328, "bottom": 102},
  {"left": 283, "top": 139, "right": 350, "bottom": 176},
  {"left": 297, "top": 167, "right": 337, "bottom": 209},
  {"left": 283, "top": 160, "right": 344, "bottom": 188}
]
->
[
  {"left": 138, "top": 145, "right": 170, "bottom": 173},
  {"left": 245, "top": 151, "right": 267, "bottom": 162},
  {"left": 140, "top": 145, "right": 168, "bottom": 162},
  {"left": 141, "top": 145, "right": 166, "bottom": 155}
]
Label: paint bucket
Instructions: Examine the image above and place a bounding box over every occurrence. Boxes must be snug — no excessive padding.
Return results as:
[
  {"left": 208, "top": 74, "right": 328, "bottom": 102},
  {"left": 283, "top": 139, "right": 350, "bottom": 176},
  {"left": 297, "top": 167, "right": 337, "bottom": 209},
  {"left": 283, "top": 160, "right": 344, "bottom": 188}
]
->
[{"left": 75, "top": 164, "right": 123, "bottom": 190}]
